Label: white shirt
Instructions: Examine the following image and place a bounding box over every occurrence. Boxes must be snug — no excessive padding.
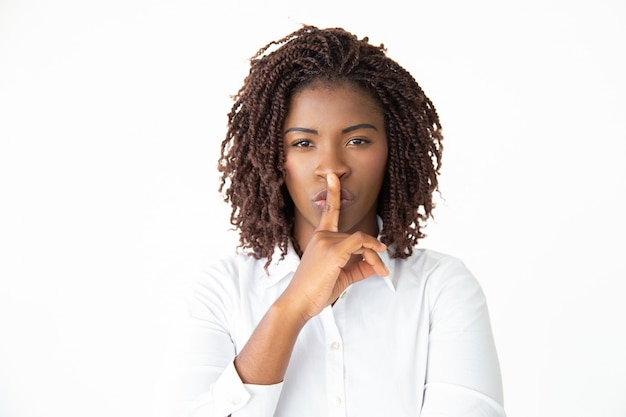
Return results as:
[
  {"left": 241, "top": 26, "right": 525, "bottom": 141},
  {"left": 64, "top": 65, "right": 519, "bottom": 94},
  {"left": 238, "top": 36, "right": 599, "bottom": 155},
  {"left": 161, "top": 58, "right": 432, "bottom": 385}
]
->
[{"left": 155, "top": 246, "right": 506, "bottom": 417}]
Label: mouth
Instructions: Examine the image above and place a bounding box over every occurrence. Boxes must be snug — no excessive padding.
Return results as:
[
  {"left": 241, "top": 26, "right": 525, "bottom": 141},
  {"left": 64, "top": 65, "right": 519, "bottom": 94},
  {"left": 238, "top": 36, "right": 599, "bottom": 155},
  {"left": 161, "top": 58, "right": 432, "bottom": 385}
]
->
[{"left": 312, "top": 189, "right": 355, "bottom": 211}]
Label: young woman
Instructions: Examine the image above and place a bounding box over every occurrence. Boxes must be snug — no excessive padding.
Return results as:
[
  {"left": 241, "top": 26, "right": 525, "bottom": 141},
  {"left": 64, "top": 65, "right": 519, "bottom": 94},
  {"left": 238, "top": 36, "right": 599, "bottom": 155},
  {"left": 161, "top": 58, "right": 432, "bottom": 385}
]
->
[{"left": 161, "top": 25, "right": 505, "bottom": 417}]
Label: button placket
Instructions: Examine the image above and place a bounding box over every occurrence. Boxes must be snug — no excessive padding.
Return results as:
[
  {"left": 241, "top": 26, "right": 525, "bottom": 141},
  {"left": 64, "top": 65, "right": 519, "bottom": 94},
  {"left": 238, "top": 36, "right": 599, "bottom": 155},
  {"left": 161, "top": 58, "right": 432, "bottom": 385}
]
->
[{"left": 320, "top": 307, "right": 347, "bottom": 417}]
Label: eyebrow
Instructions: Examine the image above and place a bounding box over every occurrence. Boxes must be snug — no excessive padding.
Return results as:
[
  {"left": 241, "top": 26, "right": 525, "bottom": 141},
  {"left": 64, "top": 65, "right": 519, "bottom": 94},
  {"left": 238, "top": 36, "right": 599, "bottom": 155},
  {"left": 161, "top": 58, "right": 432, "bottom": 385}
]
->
[{"left": 283, "top": 123, "right": 378, "bottom": 135}]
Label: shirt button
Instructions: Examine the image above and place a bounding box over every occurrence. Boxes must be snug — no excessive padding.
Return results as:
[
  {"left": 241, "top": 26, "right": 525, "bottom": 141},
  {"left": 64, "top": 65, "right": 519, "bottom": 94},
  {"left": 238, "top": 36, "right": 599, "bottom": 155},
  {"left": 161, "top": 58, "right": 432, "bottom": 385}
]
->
[
  {"left": 335, "top": 396, "right": 343, "bottom": 406},
  {"left": 330, "top": 341, "right": 341, "bottom": 350}
]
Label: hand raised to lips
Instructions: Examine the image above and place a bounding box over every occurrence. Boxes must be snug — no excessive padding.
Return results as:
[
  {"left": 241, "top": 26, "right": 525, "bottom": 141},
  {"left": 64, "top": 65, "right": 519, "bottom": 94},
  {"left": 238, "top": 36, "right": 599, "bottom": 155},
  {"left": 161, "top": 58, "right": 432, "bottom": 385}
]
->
[{"left": 278, "top": 172, "right": 389, "bottom": 322}]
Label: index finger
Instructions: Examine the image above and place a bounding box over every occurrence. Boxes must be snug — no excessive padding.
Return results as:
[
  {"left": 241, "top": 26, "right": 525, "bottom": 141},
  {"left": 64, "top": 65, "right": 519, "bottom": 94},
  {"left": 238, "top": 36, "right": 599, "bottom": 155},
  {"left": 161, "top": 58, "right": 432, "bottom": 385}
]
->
[{"left": 317, "top": 173, "right": 340, "bottom": 232}]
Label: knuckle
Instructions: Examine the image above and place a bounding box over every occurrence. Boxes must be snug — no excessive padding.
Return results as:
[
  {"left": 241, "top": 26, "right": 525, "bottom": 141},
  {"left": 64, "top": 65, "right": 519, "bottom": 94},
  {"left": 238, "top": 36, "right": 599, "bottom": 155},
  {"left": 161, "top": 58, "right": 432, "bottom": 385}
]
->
[
  {"left": 312, "top": 230, "right": 333, "bottom": 246},
  {"left": 311, "top": 230, "right": 326, "bottom": 240}
]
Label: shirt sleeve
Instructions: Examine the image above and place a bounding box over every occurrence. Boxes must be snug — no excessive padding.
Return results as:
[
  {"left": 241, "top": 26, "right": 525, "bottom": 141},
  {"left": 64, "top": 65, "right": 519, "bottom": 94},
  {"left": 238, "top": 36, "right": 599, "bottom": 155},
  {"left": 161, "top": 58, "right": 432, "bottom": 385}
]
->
[
  {"left": 152, "top": 268, "right": 284, "bottom": 417},
  {"left": 420, "top": 257, "right": 507, "bottom": 417}
]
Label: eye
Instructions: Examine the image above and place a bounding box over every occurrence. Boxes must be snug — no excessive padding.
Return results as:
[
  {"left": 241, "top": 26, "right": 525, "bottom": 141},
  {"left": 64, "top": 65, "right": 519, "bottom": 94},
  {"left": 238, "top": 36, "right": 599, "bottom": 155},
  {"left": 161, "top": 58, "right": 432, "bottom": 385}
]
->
[
  {"left": 347, "top": 137, "right": 370, "bottom": 146},
  {"left": 291, "top": 139, "right": 313, "bottom": 148}
]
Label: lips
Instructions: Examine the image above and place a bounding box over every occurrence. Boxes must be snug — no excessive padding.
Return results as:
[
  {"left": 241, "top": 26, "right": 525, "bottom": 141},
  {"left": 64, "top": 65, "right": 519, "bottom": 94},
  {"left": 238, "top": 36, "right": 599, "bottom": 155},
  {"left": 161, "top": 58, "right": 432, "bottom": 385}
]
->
[{"left": 312, "top": 189, "right": 355, "bottom": 210}]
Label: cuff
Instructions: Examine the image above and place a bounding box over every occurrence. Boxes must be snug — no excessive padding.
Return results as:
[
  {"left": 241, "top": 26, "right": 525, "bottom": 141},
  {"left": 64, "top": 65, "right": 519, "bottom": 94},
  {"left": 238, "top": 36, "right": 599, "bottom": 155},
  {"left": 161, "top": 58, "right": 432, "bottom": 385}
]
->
[
  {"left": 189, "top": 361, "right": 284, "bottom": 417},
  {"left": 421, "top": 382, "right": 506, "bottom": 417}
]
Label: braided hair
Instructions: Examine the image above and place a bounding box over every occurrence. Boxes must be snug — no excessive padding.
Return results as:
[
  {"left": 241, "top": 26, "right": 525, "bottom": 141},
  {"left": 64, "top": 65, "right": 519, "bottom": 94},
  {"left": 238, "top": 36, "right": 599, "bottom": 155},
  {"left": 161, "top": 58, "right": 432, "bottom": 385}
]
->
[{"left": 218, "top": 25, "right": 443, "bottom": 267}]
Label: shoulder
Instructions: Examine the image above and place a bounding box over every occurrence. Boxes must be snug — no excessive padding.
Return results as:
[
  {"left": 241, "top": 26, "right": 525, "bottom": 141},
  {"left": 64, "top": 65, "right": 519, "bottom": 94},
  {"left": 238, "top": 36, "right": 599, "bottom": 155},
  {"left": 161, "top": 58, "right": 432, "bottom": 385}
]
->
[
  {"left": 194, "top": 250, "right": 268, "bottom": 289},
  {"left": 203, "top": 251, "right": 266, "bottom": 282},
  {"left": 408, "top": 249, "right": 491, "bottom": 328},
  {"left": 184, "top": 252, "right": 266, "bottom": 316},
  {"left": 395, "top": 248, "right": 485, "bottom": 303},
  {"left": 396, "top": 248, "right": 472, "bottom": 280}
]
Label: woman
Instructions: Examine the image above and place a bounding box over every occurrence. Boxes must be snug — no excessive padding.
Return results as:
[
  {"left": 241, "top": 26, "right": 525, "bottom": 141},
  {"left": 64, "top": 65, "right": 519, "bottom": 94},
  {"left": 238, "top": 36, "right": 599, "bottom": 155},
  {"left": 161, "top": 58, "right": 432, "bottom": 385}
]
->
[{"left": 160, "top": 25, "right": 505, "bottom": 417}]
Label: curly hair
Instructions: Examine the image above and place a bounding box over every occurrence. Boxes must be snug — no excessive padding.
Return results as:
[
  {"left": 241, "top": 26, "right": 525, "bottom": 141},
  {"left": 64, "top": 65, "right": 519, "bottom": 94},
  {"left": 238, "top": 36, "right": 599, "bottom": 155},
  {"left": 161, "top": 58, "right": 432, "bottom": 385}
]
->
[{"left": 218, "top": 25, "right": 443, "bottom": 267}]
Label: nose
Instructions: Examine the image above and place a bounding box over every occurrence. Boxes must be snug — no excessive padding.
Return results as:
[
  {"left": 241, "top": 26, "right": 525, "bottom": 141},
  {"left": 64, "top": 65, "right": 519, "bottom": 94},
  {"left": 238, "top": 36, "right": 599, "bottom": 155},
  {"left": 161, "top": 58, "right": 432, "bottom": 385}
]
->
[{"left": 314, "top": 146, "right": 350, "bottom": 180}]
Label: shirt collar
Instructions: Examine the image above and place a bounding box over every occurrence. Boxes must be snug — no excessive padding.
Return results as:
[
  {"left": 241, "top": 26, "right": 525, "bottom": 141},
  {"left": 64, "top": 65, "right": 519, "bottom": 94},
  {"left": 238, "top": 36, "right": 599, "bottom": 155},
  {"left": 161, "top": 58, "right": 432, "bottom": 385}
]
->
[
  {"left": 378, "top": 248, "right": 397, "bottom": 293},
  {"left": 259, "top": 242, "right": 300, "bottom": 288},
  {"left": 375, "top": 216, "right": 397, "bottom": 292}
]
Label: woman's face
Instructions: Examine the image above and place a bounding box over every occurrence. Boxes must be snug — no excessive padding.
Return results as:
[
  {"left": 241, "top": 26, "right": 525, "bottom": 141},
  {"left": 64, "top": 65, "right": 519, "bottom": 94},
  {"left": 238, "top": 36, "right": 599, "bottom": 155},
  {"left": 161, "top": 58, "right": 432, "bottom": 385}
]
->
[{"left": 282, "top": 82, "right": 388, "bottom": 250}]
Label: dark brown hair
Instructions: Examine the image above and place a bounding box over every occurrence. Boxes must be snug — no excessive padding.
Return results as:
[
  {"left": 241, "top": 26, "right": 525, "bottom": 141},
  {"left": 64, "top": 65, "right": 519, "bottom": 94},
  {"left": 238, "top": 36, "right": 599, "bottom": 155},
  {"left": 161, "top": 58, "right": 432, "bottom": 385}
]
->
[{"left": 218, "top": 25, "right": 443, "bottom": 266}]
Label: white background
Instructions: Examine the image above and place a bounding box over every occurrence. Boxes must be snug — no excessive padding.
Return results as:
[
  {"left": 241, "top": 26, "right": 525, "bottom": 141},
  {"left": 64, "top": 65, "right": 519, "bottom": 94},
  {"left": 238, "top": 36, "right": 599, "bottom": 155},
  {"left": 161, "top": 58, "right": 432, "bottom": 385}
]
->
[{"left": 1, "top": 0, "right": 625, "bottom": 416}]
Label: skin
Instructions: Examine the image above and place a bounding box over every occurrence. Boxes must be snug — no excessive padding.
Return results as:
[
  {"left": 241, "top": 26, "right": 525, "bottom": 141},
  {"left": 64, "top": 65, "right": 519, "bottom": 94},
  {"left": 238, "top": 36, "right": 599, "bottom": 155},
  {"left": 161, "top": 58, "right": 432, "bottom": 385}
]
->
[{"left": 233, "top": 81, "right": 389, "bottom": 385}]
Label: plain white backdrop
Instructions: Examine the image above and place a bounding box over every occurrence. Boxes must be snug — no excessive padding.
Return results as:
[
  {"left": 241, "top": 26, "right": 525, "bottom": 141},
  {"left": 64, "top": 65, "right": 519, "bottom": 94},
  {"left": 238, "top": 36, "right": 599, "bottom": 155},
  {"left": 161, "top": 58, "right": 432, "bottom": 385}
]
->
[{"left": 1, "top": 0, "right": 625, "bottom": 416}]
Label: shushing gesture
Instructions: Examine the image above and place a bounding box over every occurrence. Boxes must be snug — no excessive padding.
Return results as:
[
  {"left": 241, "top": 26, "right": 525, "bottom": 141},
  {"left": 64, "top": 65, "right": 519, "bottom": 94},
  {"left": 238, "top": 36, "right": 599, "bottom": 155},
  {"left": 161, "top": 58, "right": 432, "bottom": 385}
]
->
[{"left": 279, "top": 173, "right": 389, "bottom": 322}]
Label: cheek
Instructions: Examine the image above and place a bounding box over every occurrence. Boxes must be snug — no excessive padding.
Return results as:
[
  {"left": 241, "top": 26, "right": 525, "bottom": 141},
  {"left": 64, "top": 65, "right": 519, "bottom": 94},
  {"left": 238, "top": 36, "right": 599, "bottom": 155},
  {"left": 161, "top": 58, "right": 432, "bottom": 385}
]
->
[
  {"left": 283, "top": 154, "right": 313, "bottom": 180},
  {"left": 282, "top": 157, "right": 306, "bottom": 194},
  {"left": 366, "top": 148, "right": 388, "bottom": 180}
]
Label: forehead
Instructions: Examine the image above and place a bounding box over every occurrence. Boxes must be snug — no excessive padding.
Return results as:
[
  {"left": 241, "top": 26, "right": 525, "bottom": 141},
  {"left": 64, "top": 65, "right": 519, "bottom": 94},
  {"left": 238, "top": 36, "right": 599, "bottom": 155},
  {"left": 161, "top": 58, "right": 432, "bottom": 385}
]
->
[
  {"left": 285, "top": 81, "right": 384, "bottom": 125},
  {"left": 292, "top": 79, "right": 379, "bottom": 104}
]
